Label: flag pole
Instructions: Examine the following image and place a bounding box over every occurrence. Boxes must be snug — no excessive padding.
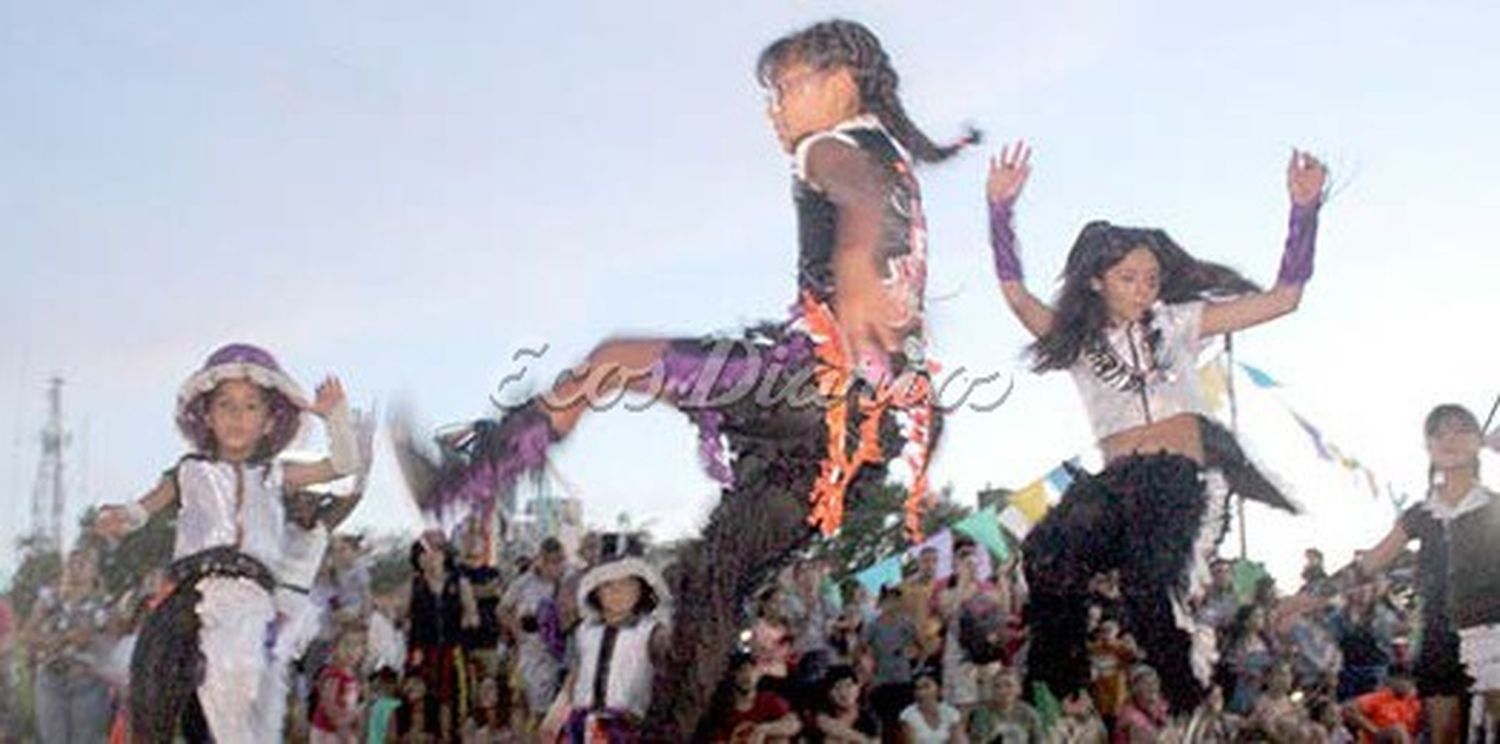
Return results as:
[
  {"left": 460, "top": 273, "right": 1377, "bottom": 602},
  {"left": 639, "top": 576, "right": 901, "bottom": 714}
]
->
[
  {"left": 1482, "top": 393, "right": 1500, "bottom": 436},
  {"left": 1226, "top": 334, "right": 1248, "bottom": 560}
]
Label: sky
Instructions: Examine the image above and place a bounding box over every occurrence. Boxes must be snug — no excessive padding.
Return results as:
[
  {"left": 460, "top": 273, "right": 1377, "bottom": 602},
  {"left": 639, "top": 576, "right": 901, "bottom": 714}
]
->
[{"left": 3, "top": 1, "right": 1498, "bottom": 588}]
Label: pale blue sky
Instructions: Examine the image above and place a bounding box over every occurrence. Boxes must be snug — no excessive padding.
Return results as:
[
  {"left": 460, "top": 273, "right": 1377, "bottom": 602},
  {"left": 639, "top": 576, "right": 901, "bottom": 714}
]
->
[{"left": 4, "top": 1, "right": 1498, "bottom": 586}]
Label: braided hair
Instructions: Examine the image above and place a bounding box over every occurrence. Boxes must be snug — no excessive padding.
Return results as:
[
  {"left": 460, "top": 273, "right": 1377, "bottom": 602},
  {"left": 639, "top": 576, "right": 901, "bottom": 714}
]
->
[
  {"left": 1031, "top": 221, "right": 1260, "bottom": 372},
  {"left": 756, "top": 19, "right": 978, "bottom": 164}
]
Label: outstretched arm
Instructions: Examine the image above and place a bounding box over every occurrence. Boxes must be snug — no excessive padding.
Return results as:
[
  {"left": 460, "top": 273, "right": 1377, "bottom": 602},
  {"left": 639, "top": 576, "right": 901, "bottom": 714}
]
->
[
  {"left": 1201, "top": 150, "right": 1328, "bottom": 336},
  {"left": 987, "top": 141, "right": 1054, "bottom": 338},
  {"left": 94, "top": 475, "right": 178, "bottom": 540},
  {"left": 1356, "top": 522, "right": 1409, "bottom": 576}
]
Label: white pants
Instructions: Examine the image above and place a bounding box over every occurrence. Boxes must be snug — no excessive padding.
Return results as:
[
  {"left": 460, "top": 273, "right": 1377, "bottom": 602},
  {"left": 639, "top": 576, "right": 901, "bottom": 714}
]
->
[
  {"left": 1460, "top": 623, "right": 1500, "bottom": 692},
  {"left": 196, "top": 577, "right": 277, "bottom": 744},
  {"left": 257, "top": 588, "right": 324, "bottom": 741}
]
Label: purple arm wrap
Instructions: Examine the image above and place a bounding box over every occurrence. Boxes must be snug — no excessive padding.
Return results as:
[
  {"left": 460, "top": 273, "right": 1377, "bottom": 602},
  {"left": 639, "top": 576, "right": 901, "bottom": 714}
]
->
[
  {"left": 1277, "top": 201, "right": 1321, "bottom": 285},
  {"left": 989, "top": 198, "right": 1023, "bottom": 282}
]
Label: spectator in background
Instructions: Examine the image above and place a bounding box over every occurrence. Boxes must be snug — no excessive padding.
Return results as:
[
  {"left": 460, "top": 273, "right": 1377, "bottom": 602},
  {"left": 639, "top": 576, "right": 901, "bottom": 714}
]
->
[
  {"left": 498, "top": 536, "right": 566, "bottom": 726},
  {"left": 365, "top": 668, "right": 402, "bottom": 744},
  {"left": 1223, "top": 604, "right": 1277, "bottom": 715},
  {"left": 457, "top": 520, "right": 503, "bottom": 679},
  {"left": 1051, "top": 691, "right": 1108, "bottom": 744},
  {"left": 1245, "top": 661, "right": 1310, "bottom": 742},
  {"left": 1303, "top": 548, "right": 1330, "bottom": 595},
  {"left": 1087, "top": 616, "right": 1138, "bottom": 723},
  {"left": 932, "top": 540, "right": 995, "bottom": 713},
  {"left": 965, "top": 665, "right": 1042, "bottom": 743},
  {"left": 700, "top": 650, "right": 801, "bottom": 744},
  {"left": 311, "top": 620, "right": 367, "bottom": 743},
  {"left": 330, "top": 534, "right": 373, "bottom": 615},
  {"left": 556, "top": 531, "right": 600, "bottom": 636},
  {"left": 1332, "top": 581, "right": 1396, "bottom": 699},
  {"left": 366, "top": 588, "right": 408, "bottom": 678},
  {"left": 1113, "top": 664, "right": 1170, "bottom": 744},
  {"left": 786, "top": 558, "right": 839, "bottom": 659},
  {"left": 462, "top": 675, "right": 518, "bottom": 743},
  {"left": 406, "top": 535, "right": 478, "bottom": 741},
  {"left": 901, "top": 548, "right": 944, "bottom": 666},
  {"left": 24, "top": 546, "right": 114, "bottom": 744},
  {"left": 898, "top": 670, "right": 964, "bottom": 744},
  {"left": 1198, "top": 558, "right": 1241, "bottom": 632},
  {"left": 1343, "top": 672, "right": 1421, "bottom": 744},
  {"left": 860, "top": 586, "right": 919, "bottom": 741},
  {"left": 810, "top": 664, "right": 877, "bottom": 743}
]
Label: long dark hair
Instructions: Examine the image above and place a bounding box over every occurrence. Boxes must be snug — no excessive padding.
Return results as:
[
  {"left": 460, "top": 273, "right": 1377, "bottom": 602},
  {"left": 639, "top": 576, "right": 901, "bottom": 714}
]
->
[
  {"left": 756, "top": 19, "right": 977, "bottom": 164},
  {"left": 1030, "top": 221, "right": 1259, "bottom": 372}
]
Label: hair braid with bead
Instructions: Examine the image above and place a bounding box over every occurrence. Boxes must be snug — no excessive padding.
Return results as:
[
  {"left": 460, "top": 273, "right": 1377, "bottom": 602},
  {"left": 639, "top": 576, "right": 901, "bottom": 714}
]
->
[{"left": 757, "top": 19, "right": 978, "bottom": 164}]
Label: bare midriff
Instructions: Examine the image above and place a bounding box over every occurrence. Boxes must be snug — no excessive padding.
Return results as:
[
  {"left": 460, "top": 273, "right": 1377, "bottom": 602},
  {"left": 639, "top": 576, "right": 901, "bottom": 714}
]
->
[{"left": 1100, "top": 412, "right": 1203, "bottom": 465}]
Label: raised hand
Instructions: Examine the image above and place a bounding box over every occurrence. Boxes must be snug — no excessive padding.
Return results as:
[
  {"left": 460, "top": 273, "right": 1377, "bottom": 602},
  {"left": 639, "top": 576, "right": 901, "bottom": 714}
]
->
[
  {"left": 987, "top": 140, "right": 1032, "bottom": 206},
  {"left": 1288, "top": 149, "right": 1328, "bottom": 207},
  {"left": 308, "top": 375, "right": 347, "bottom": 418}
]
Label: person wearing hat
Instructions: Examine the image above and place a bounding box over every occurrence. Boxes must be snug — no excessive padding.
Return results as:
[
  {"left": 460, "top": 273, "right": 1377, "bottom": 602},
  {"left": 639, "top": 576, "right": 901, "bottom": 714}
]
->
[
  {"left": 94, "top": 342, "right": 365, "bottom": 743},
  {"left": 541, "top": 533, "right": 671, "bottom": 742}
]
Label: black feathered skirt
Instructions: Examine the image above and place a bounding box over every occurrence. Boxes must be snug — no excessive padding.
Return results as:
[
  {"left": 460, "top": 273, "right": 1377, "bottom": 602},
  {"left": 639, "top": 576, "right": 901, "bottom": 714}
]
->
[
  {"left": 1021, "top": 453, "right": 1230, "bottom": 714},
  {"left": 647, "top": 307, "right": 941, "bottom": 739}
]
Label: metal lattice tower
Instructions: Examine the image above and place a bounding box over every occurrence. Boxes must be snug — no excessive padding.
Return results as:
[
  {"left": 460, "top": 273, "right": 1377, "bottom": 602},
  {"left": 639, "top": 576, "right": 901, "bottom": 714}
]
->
[{"left": 29, "top": 376, "right": 68, "bottom": 554}]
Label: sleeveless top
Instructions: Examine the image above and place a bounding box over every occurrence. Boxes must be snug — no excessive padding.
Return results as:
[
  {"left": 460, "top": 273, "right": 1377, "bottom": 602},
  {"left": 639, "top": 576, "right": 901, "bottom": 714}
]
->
[
  {"left": 172, "top": 456, "right": 286, "bottom": 569},
  {"left": 792, "top": 114, "right": 928, "bottom": 368},
  {"left": 570, "top": 616, "right": 660, "bottom": 717}
]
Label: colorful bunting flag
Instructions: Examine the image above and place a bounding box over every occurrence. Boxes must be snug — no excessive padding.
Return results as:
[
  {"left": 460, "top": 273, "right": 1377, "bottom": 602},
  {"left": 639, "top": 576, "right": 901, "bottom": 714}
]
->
[
  {"left": 952, "top": 507, "right": 1011, "bottom": 562},
  {"left": 1239, "top": 362, "right": 1280, "bottom": 389},
  {"left": 1046, "top": 460, "right": 1078, "bottom": 495},
  {"left": 998, "top": 507, "right": 1034, "bottom": 541},
  {"left": 853, "top": 556, "right": 903, "bottom": 595},
  {"left": 1010, "top": 481, "right": 1050, "bottom": 524}
]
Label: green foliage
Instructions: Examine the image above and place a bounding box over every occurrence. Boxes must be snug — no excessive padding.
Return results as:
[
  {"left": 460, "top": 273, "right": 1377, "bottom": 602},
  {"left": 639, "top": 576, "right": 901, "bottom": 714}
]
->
[
  {"left": 5, "top": 544, "right": 61, "bottom": 620},
  {"left": 808, "top": 482, "right": 970, "bottom": 579}
]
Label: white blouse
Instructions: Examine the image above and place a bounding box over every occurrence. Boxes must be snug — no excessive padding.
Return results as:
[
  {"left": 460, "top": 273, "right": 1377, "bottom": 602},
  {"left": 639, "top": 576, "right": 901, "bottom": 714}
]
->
[{"left": 1069, "top": 300, "right": 1209, "bottom": 440}]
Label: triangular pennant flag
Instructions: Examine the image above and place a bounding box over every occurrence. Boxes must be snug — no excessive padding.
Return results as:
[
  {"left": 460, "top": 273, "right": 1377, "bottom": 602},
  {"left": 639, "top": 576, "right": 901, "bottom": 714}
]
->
[
  {"left": 1231, "top": 559, "right": 1269, "bottom": 605},
  {"left": 1045, "top": 461, "right": 1077, "bottom": 496},
  {"left": 854, "top": 556, "right": 904, "bottom": 595},
  {"left": 1290, "top": 411, "right": 1334, "bottom": 461},
  {"left": 1239, "top": 362, "right": 1280, "bottom": 389},
  {"left": 1010, "top": 481, "right": 1051, "bottom": 523},
  {"left": 998, "top": 506, "right": 1034, "bottom": 541},
  {"left": 952, "top": 507, "right": 1011, "bottom": 563}
]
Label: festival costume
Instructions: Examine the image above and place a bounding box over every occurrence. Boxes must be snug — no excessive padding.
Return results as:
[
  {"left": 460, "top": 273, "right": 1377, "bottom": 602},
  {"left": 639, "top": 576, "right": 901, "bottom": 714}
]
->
[
  {"left": 560, "top": 534, "right": 672, "bottom": 743},
  {"left": 989, "top": 201, "right": 1314, "bottom": 713},
  {"left": 127, "top": 343, "right": 358, "bottom": 743},
  {"left": 1404, "top": 485, "right": 1500, "bottom": 694},
  {"left": 399, "top": 115, "right": 941, "bottom": 736}
]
